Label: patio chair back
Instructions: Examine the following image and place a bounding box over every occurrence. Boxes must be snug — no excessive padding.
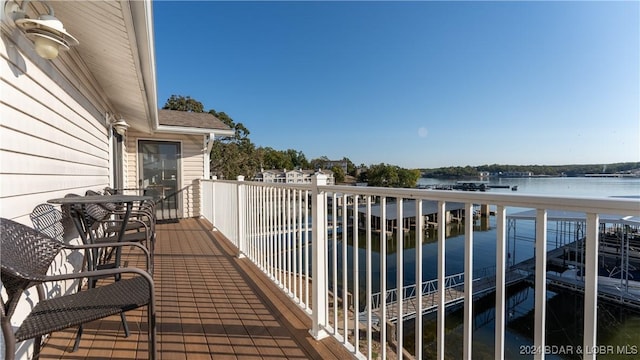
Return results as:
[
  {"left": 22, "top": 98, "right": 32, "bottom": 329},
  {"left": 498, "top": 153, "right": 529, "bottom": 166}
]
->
[
  {"left": 86, "top": 189, "right": 119, "bottom": 212},
  {"left": 1, "top": 218, "right": 65, "bottom": 327},
  {"left": 30, "top": 204, "right": 65, "bottom": 242}
]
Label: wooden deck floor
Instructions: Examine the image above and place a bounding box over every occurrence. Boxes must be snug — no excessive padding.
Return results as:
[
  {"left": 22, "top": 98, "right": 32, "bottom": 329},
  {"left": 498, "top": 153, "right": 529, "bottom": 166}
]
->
[{"left": 38, "top": 218, "right": 354, "bottom": 359}]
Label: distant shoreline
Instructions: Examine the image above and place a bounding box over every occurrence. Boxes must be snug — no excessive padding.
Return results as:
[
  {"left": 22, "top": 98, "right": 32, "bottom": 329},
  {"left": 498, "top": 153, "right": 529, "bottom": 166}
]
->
[
  {"left": 423, "top": 173, "right": 640, "bottom": 180},
  {"left": 419, "top": 161, "right": 640, "bottom": 179}
]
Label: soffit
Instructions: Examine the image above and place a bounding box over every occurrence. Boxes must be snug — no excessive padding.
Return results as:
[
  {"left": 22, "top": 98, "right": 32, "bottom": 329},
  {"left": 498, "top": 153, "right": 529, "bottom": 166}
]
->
[{"left": 49, "top": 0, "right": 157, "bottom": 132}]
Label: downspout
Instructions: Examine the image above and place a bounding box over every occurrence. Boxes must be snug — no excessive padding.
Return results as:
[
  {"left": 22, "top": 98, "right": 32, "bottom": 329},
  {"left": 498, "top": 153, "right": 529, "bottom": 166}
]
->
[
  {"left": 106, "top": 112, "right": 115, "bottom": 187},
  {"left": 204, "top": 132, "right": 215, "bottom": 180}
]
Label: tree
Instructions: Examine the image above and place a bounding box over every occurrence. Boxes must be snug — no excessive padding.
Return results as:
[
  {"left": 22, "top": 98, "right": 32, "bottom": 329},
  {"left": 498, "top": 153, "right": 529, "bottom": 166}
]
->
[
  {"left": 343, "top": 157, "right": 356, "bottom": 176},
  {"left": 210, "top": 140, "right": 260, "bottom": 180},
  {"left": 209, "top": 110, "right": 250, "bottom": 141},
  {"left": 332, "top": 165, "right": 345, "bottom": 183},
  {"left": 207, "top": 109, "right": 259, "bottom": 179},
  {"left": 163, "top": 95, "right": 204, "bottom": 112},
  {"left": 262, "top": 147, "right": 293, "bottom": 170},
  {"left": 285, "top": 149, "right": 309, "bottom": 169},
  {"left": 360, "top": 163, "right": 420, "bottom": 188}
]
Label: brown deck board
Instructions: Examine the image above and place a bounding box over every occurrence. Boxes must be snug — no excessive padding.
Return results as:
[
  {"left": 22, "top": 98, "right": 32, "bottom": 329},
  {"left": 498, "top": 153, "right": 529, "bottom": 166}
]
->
[{"left": 37, "top": 218, "right": 355, "bottom": 359}]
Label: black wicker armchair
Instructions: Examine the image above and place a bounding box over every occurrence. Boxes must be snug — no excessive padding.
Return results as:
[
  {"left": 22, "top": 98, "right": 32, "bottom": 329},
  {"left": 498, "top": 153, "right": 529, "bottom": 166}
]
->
[
  {"left": 0, "top": 218, "right": 156, "bottom": 360},
  {"left": 29, "top": 204, "right": 65, "bottom": 242}
]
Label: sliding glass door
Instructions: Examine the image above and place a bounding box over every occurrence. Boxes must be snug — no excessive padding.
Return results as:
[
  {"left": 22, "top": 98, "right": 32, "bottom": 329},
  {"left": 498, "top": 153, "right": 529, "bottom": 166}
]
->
[{"left": 138, "top": 140, "right": 181, "bottom": 217}]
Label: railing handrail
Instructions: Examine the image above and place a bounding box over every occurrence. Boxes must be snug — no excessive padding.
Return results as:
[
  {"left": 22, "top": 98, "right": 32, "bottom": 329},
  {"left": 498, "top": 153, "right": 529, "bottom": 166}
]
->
[{"left": 201, "top": 178, "right": 638, "bottom": 216}]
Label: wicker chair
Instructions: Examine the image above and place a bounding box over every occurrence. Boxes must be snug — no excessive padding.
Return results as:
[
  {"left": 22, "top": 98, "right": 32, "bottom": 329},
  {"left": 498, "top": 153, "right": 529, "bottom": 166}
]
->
[
  {"left": 85, "top": 189, "right": 156, "bottom": 271},
  {"left": 29, "top": 204, "right": 65, "bottom": 242},
  {"left": 0, "top": 218, "right": 156, "bottom": 360}
]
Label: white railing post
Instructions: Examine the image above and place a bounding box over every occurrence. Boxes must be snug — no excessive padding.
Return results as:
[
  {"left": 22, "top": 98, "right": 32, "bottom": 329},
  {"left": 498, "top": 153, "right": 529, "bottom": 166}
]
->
[
  {"left": 415, "top": 199, "right": 423, "bottom": 360},
  {"left": 310, "top": 173, "right": 329, "bottom": 340},
  {"left": 534, "top": 209, "right": 547, "bottom": 360},
  {"left": 583, "top": 212, "right": 599, "bottom": 360},
  {"left": 237, "top": 175, "right": 246, "bottom": 258},
  {"left": 437, "top": 200, "right": 446, "bottom": 360},
  {"left": 396, "top": 198, "right": 404, "bottom": 358},
  {"left": 208, "top": 176, "right": 217, "bottom": 224},
  {"left": 463, "top": 202, "right": 474, "bottom": 360},
  {"left": 495, "top": 205, "right": 507, "bottom": 360}
]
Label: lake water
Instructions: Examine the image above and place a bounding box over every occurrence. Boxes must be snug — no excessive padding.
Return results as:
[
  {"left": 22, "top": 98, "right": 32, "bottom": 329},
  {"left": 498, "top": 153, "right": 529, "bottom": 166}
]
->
[
  {"left": 337, "top": 176, "right": 640, "bottom": 359},
  {"left": 418, "top": 176, "right": 640, "bottom": 197}
]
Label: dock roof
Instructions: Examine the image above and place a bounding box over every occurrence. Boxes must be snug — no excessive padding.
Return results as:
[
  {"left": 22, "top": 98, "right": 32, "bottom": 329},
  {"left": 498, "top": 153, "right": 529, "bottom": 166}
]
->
[
  {"left": 358, "top": 200, "right": 465, "bottom": 220},
  {"left": 508, "top": 209, "right": 640, "bottom": 225}
]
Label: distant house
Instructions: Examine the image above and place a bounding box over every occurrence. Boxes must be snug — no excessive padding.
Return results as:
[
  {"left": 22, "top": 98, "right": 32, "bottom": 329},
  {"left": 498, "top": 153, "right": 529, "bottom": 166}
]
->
[
  {"left": 254, "top": 169, "right": 335, "bottom": 185},
  {"left": 323, "top": 159, "right": 349, "bottom": 173},
  {"left": 490, "top": 171, "right": 533, "bottom": 178}
]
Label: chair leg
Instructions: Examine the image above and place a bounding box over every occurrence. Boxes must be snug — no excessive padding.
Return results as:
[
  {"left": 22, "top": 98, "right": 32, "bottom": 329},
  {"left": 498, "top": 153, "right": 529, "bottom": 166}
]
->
[
  {"left": 33, "top": 335, "right": 42, "bottom": 359},
  {"left": 72, "top": 325, "right": 83, "bottom": 352},
  {"left": 148, "top": 303, "right": 157, "bottom": 360},
  {"left": 2, "top": 317, "right": 17, "bottom": 360},
  {"left": 150, "top": 233, "right": 156, "bottom": 274},
  {"left": 121, "top": 312, "right": 131, "bottom": 337}
]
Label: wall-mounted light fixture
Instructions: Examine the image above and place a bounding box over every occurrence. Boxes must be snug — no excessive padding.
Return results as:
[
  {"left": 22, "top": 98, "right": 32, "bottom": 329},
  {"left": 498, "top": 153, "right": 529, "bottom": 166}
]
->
[
  {"left": 4, "top": 0, "right": 78, "bottom": 60},
  {"left": 111, "top": 116, "right": 130, "bottom": 136}
]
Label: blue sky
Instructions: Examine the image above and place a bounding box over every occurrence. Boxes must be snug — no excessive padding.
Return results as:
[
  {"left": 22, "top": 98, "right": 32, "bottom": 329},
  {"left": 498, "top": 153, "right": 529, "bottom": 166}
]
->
[{"left": 153, "top": 1, "right": 639, "bottom": 169}]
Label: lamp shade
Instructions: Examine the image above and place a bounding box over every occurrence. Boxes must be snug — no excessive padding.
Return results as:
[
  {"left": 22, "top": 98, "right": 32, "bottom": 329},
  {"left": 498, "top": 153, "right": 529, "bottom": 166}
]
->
[
  {"left": 15, "top": 14, "right": 78, "bottom": 60},
  {"left": 112, "top": 118, "right": 130, "bottom": 135},
  {"left": 33, "top": 33, "right": 61, "bottom": 59}
]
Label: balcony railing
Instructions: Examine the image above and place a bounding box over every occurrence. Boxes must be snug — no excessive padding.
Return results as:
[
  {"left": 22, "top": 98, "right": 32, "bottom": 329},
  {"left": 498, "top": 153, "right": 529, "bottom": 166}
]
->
[{"left": 200, "top": 175, "right": 639, "bottom": 360}]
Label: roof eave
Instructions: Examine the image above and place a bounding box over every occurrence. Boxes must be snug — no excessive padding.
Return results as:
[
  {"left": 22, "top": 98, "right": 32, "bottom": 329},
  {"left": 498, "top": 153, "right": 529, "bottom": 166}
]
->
[
  {"left": 155, "top": 125, "right": 235, "bottom": 136},
  {"left": 130, "top": 0, "right": 159, "bottom": 132}
]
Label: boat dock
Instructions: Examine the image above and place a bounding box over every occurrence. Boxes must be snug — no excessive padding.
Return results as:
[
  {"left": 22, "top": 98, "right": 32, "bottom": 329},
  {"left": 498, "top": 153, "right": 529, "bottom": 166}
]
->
[
  {"left": 362, "top": 267, "right": 529, "bottom": 325},
  {"left": 418, "top": 181, "right": 518, "bottom": 191}
]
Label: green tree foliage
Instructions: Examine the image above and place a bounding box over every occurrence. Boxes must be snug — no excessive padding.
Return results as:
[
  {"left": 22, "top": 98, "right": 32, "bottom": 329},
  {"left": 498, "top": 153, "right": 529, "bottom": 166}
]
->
[
  {"left": 163, "top": 95, "right": 204, "bottom": 112},
  {"left": 162, "top": 95, "right": 257, "bottom": 179},
  {"left": 259, "top": 148, "right": 309, "bottom": 170},
  {"left": 332, "top": 165, "right": 345, "bottom": 183},
  {"left": 208, "top": 109, "right": 257, "bottom": 179},
  {"left": 209, "top": 110, "right": 250, "bottom": 141},
  {"left": 210, "top": 140, "right": 260, "bottom": 180},
  {"left": 261, "top": 147, "right": 292, "bottom": 170},
  {"left": 422, "top": 162, "right": 640, "bottom": 178},
  {"left": 343, "top": 157, "right": 356, "bottom": 176},
  {"left": 359, "top": 163, "right": 420, "bottom": 188},
  {"left": 284, "top": 149, "right": 309, "bottom": 169},
  {"left": 309, "top": 156, "right": 330, "bottom": 170}
]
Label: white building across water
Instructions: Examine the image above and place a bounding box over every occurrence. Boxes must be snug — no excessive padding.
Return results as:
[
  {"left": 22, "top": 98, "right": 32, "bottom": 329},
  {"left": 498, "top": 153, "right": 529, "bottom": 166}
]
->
[{"left": 254, "top": 168, "right": 335, "bottom": 184}]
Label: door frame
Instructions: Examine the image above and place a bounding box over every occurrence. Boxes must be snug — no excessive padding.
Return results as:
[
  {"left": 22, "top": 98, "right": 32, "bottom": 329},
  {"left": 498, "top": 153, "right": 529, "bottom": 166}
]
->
[{"left": 137, "top": 139, "right": 183, "bottom": 217}]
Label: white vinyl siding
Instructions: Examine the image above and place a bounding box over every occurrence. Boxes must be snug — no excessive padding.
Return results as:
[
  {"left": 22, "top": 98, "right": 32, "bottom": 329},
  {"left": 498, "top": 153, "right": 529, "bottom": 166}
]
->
[{"left": 1, "top": 30, "right": 111, "bottom": 225}]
